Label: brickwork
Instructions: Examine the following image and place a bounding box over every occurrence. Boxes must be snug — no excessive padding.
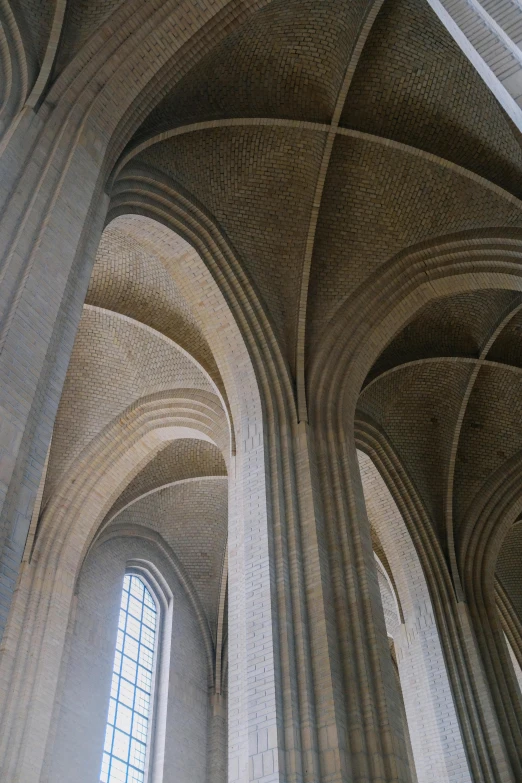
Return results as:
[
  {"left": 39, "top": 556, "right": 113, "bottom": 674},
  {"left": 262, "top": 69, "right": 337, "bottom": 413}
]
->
[
  {"left": 112, "top": 478, "right": 228, "bottom": 638},
  {"left": 359, "top": 450, "right": 471, "bottom": 783},
  {"left": 138, "top": 126, "right": 324, "bottom": 361},
  {"left": 45, "top": 535, "right": 211, "bottom": 783},
  {"left": 342, "top": 0, "right": 522, "bottom": 196},
  {"left": 308, "top": 135, "right": 522, "bottom": 346},
  {"left": 48, "top": 306, "right": 212, "bottom": 484},
  {"left": 359, "top": 360, "right": 471, "bottom": 540},
  {"left": 15, "top": 0, "right": 54, "bottom": 65},
  {"left": 456, "top": 364, "right": 522, "bottom": 522},
  {"left": 56, "top": 0, "right": 127, "bottom": 72},
  {"left": 87, "top": 222, "right": 220, "bottom": 382},
  {"left": 367, "top": 290, "right": 522, "bottom": 384},
  {"left": 2, "top": 0, "right": 522, "bottom": 781},
  {"left": 107, "top": 438, "right": 226, "bottom": 520},
  {"left": 140, "top": 0, "right": 372, "bottom": 133}
]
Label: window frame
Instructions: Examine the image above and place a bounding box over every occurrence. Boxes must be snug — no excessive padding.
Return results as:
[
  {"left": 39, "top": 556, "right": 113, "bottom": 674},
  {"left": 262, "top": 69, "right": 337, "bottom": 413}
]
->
[{"left": 101, "top": 562, "right": 172, "bottom": 783}]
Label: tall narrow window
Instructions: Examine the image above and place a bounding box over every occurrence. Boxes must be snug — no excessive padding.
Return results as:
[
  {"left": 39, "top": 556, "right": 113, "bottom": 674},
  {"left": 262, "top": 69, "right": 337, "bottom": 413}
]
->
[{"left": 101, "top": 574, "right": 158, "bottom": 783}]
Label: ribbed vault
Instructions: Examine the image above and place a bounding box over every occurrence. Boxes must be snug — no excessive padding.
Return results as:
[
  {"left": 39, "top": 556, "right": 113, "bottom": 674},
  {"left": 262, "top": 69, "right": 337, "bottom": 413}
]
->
[
  {"left": 106, "top": 438, "right": 226, "bottom": 521},
  {"left": 357, "top": 288, "right": 522, "bottom": 629},
  {"left": 3, "top": 0, "right": 522, "bottom": 778},
  {"left": 102, "top": 0, "right": 522, "bottom": 422},
  {"left": 42, "top": 305, "right": 216, "bottom": 506},
  {"left": 87, "top": 221, "right": 220, "bottom": 384},
  {"left": 108, "top": 477, "right": 228, "bottom": 639},
  {"left": 33, "top": 213, "right": 232, "bottom": 651}
]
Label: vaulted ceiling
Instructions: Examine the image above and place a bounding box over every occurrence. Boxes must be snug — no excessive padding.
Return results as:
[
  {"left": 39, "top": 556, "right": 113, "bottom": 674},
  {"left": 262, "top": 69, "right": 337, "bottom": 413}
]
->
[
  {"left": 358, "top": 288, "right": 522, "bottom": 622},
  {"left": 35, "top": 216, "right": 230, "bottom": 647},
  {"left": 119, "top": 0, "right": 522, "bottom": 386},
  {"left": 14, "top": 0, "right": 522, "bottom": 629}
]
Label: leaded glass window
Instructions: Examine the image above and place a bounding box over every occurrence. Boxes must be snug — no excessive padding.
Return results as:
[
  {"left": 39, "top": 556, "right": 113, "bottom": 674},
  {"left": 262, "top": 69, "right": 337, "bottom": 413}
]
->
[{"left": 101, "top": 574, "right": 158, "bottom": 783}]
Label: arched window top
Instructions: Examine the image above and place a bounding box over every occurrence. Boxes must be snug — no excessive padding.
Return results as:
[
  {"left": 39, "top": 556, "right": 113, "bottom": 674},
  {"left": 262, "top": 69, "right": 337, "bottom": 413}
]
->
[{"left": 101, "top": 574, "right": 158, "bottom": 783}]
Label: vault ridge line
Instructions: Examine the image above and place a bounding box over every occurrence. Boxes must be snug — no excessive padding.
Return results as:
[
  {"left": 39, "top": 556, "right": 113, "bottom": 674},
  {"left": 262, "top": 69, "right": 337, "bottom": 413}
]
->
[
  {"left": 110, "top": 117, "right": 330, "bottom": 186},
  {"left": 103, "top": 475, "right": 228, "bottom": 530},
  {"left": 295, "top": 0, "right": 387, "bottom": 422},
  {"left": 362, "top": 355, "right": 522, "bottom": 393},
  {"left": 445, "top": 299, "right": 522, "bottom": 601},
  {"left": 112, "top": 118, "right": 522, "bottom": 207}
]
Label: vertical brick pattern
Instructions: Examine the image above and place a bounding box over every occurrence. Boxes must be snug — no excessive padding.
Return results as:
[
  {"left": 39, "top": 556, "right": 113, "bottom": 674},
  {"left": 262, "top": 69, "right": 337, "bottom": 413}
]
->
[
  {"left": 359, "top": 450, "right": 472, "bottom": 783},
  {"left": 2, "top": 0, "right": 522, "bottom": 781}
]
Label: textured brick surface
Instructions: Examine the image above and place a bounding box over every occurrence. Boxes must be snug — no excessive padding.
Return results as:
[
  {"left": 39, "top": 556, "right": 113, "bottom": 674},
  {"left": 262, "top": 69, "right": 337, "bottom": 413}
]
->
[
  {"left": 87, "top": 223, "right": 220, "bottom": 382},
  {"left": 139, "top": 0, "right": 371, "bottom": 133},
  {"left": 360, "top": 359, "right": 472, "bottom": 540},
  {"left": 308, "top": 135, "right": 522, "bottom": 346},
  {"left": 2, "top": 0, "right": 522, "bottom": 781},
  {"left": 138, "top": 126, "right": 324, "bottom": 361},
  {"left": 107, "top": 438, "right": 226, "bottom": 520},
  {"left": 342, "top": 0, "right": 522, "bottom": 196},
  {"left": 359, "top": 450, "right": 471, "bottom": 783},
  {"left": 113, "top": 478, "right": 228, "bottom": 637},
  {"left": 46, "top": 536, "right": 211, "bottom": 783},
  {"left": 43, "top": 305, "right": 214, "bottom": 505}
]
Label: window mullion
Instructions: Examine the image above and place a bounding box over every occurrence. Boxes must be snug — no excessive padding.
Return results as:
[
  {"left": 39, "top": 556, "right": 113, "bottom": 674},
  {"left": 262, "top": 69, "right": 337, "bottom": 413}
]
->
[{"left": 101, "top": 575, "right": 158, "bottom": 783}]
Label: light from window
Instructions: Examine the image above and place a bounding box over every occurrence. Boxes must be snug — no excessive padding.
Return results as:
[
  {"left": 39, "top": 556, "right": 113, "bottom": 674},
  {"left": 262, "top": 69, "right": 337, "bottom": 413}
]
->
[{"left": 100, "top": 574, "right": 158, "bottom": 783}]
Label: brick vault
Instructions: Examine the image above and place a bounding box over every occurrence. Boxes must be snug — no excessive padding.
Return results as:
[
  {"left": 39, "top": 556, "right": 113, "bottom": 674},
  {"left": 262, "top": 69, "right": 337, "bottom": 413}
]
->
[{"left": 0, "top": 0, "right": 522, "bottom": 782}]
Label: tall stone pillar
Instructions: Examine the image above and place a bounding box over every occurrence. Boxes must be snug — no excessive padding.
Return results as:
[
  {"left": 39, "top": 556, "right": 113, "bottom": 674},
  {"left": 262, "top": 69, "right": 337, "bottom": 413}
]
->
[
  {"left": 247, "top": 406, "right": 414, "bottom": 782},
  {"left": 307, "top": 422, "right": 414, "bottom": 783},
  {"left": 0, "top": 114, "right": 108, "bottom": 639},
  {"left": 209, "top": 692, "right": 227, "bottom": 783}
]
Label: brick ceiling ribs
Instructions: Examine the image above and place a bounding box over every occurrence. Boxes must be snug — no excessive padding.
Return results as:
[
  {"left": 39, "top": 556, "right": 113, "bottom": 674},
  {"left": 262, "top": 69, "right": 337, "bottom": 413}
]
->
[
  {"left": 87, "top": 220, "right": 220, "bottom": 383},
  {"left": 14, "top": 0, "right": 55, "bottom": 66},
  {"left": 359, "top": 358, "right": 471, "bottom": 542},
  {"left": 358, "top": 289, "right": 522, "bottom": 623},
  {"left": 54, "top": 0, "right": 126, "bottom": 71},
  {"left": 106, "top": 439, "right": 226, "bottom": 522},
  {"left": 111, "top": 478, "right": 228, "bottom": 640},
  {"left": 341, "top": 0, "right": 522, "bottom": 196},
  {"left": 18, "top": 0, "right": 522, "bottom": 632},
  {"left": 42, "top": 305, "right": 216, "bottom": 507},
  {"left": 109, "top": 0, "right": 522, "bottom": 399},
  {"left": 38, "top": 216, "right": 231, "bottom": 634},
  {"left": 365, "top": 290, "right": 522, "bottom": 385},
  {"left": 136, "top": 125, "right": 324, "bottom": 363},
  {"left": 307, "top": 137, "right": 522, "bottom": 348},
  {"left": 137, "top": 0, "right": 372, "bottom": 135}
]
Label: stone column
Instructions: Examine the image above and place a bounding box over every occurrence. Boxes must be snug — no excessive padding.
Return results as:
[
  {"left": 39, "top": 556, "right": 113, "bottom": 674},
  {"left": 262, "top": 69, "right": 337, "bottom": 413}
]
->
[
  {"left": 230, "top": 408, "right": 414, "bottom": 782},
  {"left": 228, "top": 440, "right": 282, "bottom": 783},
  {"left": 0, "top": 114, "right": 108, "bottom": 639},
  {"left": 282, "top": 419, "right": 414, "bottom": 783},
  {"left": 209, "top": 692, "right": 227, "bottom": 783},
  {"left": 359, "top": 450, "right": 473, "bottom": 783}
]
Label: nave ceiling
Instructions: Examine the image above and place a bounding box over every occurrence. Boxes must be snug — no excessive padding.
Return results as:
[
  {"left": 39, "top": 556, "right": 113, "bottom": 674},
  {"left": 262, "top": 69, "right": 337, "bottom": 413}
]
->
[{"left": 10, "top": 0, "right": 522, "bottom": 641}]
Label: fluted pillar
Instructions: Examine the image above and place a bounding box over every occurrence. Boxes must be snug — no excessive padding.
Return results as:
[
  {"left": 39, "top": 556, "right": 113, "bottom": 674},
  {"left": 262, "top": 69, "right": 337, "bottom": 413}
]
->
[
  {"left": 0, "top": 114, "right": 108, "bottom": 639},
  {"left": 255, "top": 401, "right": 415, "bottom": 781},
  {"left": 229, "top": 403, "right": 414, "bottom": 781},
  {"left": 308, "top": 421, "right": 413, "bottom": 783}
]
